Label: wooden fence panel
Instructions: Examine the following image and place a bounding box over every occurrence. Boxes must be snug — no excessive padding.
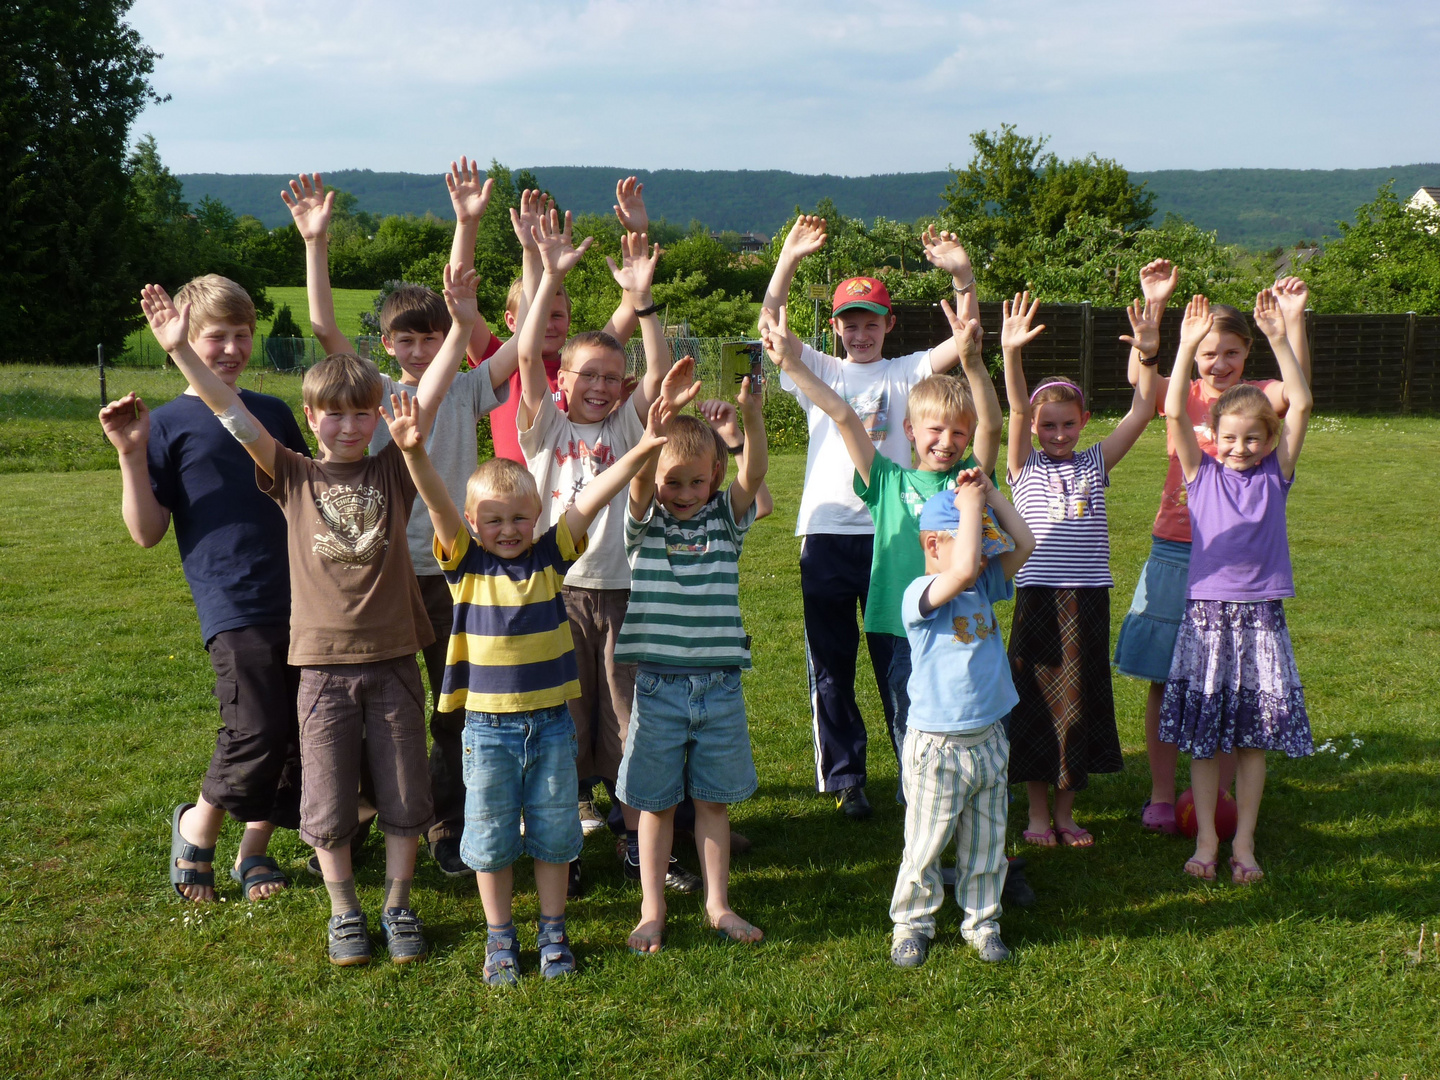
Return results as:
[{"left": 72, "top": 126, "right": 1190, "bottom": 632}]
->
[
  {"left": 1411, "top": 316, "right": 1440, "bottom": 413},
  {"left": 1308, "top": 315, "right": 1408, "bottom": 412}
]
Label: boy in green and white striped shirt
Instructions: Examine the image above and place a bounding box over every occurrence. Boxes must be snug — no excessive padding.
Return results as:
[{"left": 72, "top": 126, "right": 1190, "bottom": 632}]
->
[{"left": 614, "top": 358, "right": 769, "bottom": 953}]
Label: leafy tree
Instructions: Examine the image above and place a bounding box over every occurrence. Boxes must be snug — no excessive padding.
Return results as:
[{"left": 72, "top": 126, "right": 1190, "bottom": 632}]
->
[
  {"left": 1299, "top": 183, "right": 1440, "bottom": 314},
  {"left": 941, "top": 124, "right": 1155, "bottom": 297},
  {"left": 0, "top": 0, "right": 162, "bottom": 361},
  {"left": 269, "top": 303, "right": 303, "bottom": 339}
]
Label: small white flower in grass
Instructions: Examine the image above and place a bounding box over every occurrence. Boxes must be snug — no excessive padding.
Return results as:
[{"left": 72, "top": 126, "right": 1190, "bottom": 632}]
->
[{"left": 1339, "top": 752, "right": 1350, "bottom": 760}]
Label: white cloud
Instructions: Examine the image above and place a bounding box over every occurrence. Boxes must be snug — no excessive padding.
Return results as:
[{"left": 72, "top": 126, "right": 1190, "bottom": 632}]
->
[{"left": 127, "top": 0, "right": 1440, "bottom": 174}]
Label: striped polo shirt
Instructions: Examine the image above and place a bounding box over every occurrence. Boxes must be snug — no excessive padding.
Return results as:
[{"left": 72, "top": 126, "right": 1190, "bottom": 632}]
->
[
  {"left": 434, "top": 518, "right": 586, "bottom": 713},
  {"left": 615, "top": 490, "right": 757, "bottom": 669},
  {"left": 1008, "top": 443, "right": 1113, "bottom": 588}
]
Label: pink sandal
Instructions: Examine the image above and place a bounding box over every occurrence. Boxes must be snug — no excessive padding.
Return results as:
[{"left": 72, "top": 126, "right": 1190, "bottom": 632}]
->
[
  {"left": 1228, "top": 857, "right": 1264, "bottom": 885},
  {"left": 1184, "top": 857, "right": 1218, "bottom": 880},
  {"left": 1022, "top": 828, "right": 1057, "bottom": 847},
  {"left": 1056, "top": 825, "right": 1094, "bottom": 848}
]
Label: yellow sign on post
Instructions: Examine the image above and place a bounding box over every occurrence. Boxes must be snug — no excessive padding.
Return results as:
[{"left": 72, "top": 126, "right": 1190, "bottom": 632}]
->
[
  {"left": 720, "top": 341, "right": 765, "bottom": 400},
  {"left": 807, "top": 284, "right": 829, "bottom": 300}
]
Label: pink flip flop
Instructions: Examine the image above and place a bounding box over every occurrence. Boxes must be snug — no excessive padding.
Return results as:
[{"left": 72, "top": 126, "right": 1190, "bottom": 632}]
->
[
  {"left": 1184, "top": 857, "right": 1218, "bottom": 880},
  {"left": 1228, "top": 857, "right": 1264, "bottom": 885},
  {"left": 1022, "top": 828, "right": 1057, "bottom": 847},
  {"left": 1055, "top": 825, "right": 1094, "bottom": 848}
]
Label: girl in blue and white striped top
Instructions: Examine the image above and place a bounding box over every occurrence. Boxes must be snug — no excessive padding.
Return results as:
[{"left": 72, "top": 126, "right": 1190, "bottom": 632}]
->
[{"left": 1000, "top": 292, "right": 1161, "bottom": 850}]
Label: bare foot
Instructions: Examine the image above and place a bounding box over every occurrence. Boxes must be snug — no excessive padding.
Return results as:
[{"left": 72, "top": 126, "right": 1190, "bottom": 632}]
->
[
  {"left": 175, "top": 807, "right": 215, "bottom": 903},
  {"left": 710, "top": 909, "right": 763, "bottom": 944},
  {"left": 628, "top": 918, "right": 665, "bottom": 954}
]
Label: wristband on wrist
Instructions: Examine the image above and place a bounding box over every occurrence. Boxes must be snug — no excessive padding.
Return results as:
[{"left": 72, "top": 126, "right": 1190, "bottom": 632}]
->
[
  {"left": 953, "top": 278, "right": 976, "bottom": 294},
  {"left": 725, "top": 442, "right": 743, "bottom": 456},
  {"left": 633, "top": 301, "right": 661, "bottom": 318},
  {"left": 1138, "top": 354, "right": 1160, "bottom": 367}
]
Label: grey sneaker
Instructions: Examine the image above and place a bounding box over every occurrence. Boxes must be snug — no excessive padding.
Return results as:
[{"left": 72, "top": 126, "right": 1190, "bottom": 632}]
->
[
  {"left": 327, "top": 909, "right": 371, "bottom": 967},
  {"left": 578, "top": 798, "right": 605, "bottom": 835},
  {"left": 836, "top": 786, "right": 873, "bottom": 821},
  {"left": 970, "top": 930, "right": 1011, "bottom": 963},
  {"left": 380, "top": 907, "right": 428, "bottom": 964},
  {"left": 891, "top": 933, "right": 930, "bottom": 968},
  {"left": 430, "top": 838, "right": 470, "bottom": 878}
]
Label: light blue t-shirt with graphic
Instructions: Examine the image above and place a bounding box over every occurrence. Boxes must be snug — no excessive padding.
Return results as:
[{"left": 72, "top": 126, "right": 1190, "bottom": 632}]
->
[{"left": 901, "top": 561, "right": 1018, "bottom": 735}]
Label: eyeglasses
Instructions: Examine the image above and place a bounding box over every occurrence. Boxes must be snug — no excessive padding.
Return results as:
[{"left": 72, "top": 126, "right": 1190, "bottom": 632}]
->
[{"left": 562, "top": 369, "right": 623, "bottom": 387}]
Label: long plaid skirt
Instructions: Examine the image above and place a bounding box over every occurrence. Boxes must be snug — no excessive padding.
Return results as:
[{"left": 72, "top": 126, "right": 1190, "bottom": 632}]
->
[{"left": 1007, "top": 586, "right": 1123, "bottom": 789}]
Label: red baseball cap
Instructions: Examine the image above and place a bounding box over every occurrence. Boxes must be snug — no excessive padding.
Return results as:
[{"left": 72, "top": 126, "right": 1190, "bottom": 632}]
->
[{"left": 831, "top": 276, "right": 892, "bottom": 316}]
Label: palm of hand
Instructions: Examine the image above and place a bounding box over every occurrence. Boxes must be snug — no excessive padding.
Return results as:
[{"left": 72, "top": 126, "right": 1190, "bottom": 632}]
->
[
  {"left": 453, "top": 186, "right": 488, "bottom": 221},
  {"left": 1141, "top": 265, "right": 1178, "bottom": 304},
  {"left": 924, "top": 232, "right": 972, "bottom": 275},
  {"left": 1001, "top": 320, "right": 1037, "bottom": 350},
  {"left": 786, "top": 223, "right": 825, "bottom": 257},
  {"left": 1275, "top": 287, "right": 1307, "bottom": 320},
  {"left": 150, "top": 310, "right": 187, "bottom": 353}
]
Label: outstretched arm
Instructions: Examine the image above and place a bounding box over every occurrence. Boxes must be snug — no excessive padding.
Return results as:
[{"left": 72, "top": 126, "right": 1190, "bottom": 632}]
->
[
  {"left": 919, "top": 228, "right": 980, "bottom": 374},
  {"left": 760, "top": 215, "right": 826, "bottom": 319},
  {"left": 729, "top": 377, "right": 768, "bottom": 521},
  {"left": 567, "top": 396, "right": 669, "bottom": 541},
  {"left": 411, "top": 264, "right": 481, "bottom": 433},
  {"left": 282, "top": 172, "right": 351, "bottom": 356},
  {"left": 1167, "top": 295, "right": 1213, "bottom": 482},
  {"left": 445, "top": 155, "right": 497, "bottom": 364},
  {"left": 518, "top": 209, "right": 594, "bottom": 430},
  {"left": 99, "top": 391, "right": 170, "bottom": 546},
  {"left": 942, "top": 297, "right": 999, "bottom": 475},
  {"left": 999, "top": 291, "right": 1045, "bottom": 480},
  {"left": 141, "top": 285, "right": 278, "bottom": 476},
  {"left": 385, "top": 391, "right": 465, "bottom": 560},
  {"left": 1273, "top": 275, "right": 1313, "bottom": 393},
  {"left": 604, "top": 231, "right": 667, "bottom": 415},
  {"left": 1127, "top": 258, "right": 1179, "bottom": 388},
  {"left": 602, "top": 176, "right": 650, "bottom": 344},
  {"left": 700, "top": 397, "right": 773, "bottom": 520},
  {"left": 1254, "top": 288, "right": 1311, "bottom": 480},
  {"left": 762, "top": 305, "right": 877, "bottom": 486},
  {"left": 1100, "top": 298, "right": 1162, "bottom": 472},
  {"left": 917, "top": 480, "right": 986, "bottom": 615}
]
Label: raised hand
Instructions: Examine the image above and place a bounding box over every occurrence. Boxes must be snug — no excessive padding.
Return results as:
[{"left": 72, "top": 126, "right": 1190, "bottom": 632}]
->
[
  {"left": 638, "top": 394, "right": 673, "bottom": 452},
  {"left": 940, "top": 296, "right": 983, "bottom": 365},
  {"left": 921, "top": 226, "right": 975, "bottom": 283},
  {"left": 760, "top": 305, "right": 800, "bottom": 369},
  {"left": 1178, "top": 294, "right": 1214, "bottom": 351},
  {"left": 1139, "top": 259, "right": 1179, "bottom": 307},
  {"left": 660, "top": 355, "right": 703, "bottom": 411},
  {"left": 141, "top": 284, "right": 191, "bottom": 354},
  {"left": 605, "top": 231, "right": 660, "bottom": 294},
  {"left": 442, "top": 263, "right": 480, "bottom": 325},
  {"left": 281, "top": 172, "right": 334, "bottom": 243},
  {"left": 1119, "top": 297, "right": 1163, "bottom": 356},
  {"left": 530, "top": 208, "right": 594, "bottom": 276},
  {"left": 736, "top": 373, "right": 761, "bottom": 418},
  {"left": 1252, "top": 288, "right": 1286, "bottom": 341},
  {"left": 99, "top": 391, "right": 149, "bottom": 455},
  {"left": 1273, "top": 276, "right": 1310, "bottom": 322},
  {"left": 781, "top": 214, "right": 827, "bottom": 260},
  {"left": 509, "top": 189, "right": 548, "bottom": 251},
  {"left": 614, "top": 176, "right": 649, "bottom": 235},
  {"left": 953, "top": 473, "right": 988, "bottom": 513},
  {"left": 699, "top": 398, "right": 740, "bottom": 445},
  {"left": 446, "top": 156, "right": 494, "bottom": 224},
  {"left": 1001, "top": 291, "right": 1046, "bottom": 351},
  {"left": 382, "top": 391, "right": 427, "bottom": 452}
]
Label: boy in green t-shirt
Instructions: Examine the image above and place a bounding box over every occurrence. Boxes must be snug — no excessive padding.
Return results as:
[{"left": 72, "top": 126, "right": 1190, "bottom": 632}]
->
[{"left": 761, "top": 302, "right": 1002, "bottom": 786}]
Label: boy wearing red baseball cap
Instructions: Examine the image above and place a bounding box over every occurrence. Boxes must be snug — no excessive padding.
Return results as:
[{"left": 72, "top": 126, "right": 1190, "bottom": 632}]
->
[{"left": 758, "top": 217, "right": 999, "bottom": 821}]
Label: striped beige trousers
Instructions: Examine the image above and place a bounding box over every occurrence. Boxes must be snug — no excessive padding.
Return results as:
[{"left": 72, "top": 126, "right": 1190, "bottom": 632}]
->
[{"left": 889, "top": 722, "right": 1009, "bottom": 943}]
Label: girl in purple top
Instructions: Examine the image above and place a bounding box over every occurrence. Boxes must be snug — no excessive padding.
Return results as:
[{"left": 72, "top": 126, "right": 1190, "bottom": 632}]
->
[{"left": 1158, "top": 291, "right": 1314, "bottom": 886}]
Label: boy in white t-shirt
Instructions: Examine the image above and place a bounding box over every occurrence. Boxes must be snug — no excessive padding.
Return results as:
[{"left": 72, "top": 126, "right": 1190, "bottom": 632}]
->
[
  {"left": 517, "top": 211, "right": 701, "bottom": 895},
  {"left": 759, "top": 216, "right": 988, "bottom": 821}
]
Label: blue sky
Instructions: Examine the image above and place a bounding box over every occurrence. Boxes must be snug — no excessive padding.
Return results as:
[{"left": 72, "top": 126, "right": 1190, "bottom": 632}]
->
[{"left": 129, "top": 0, "right": 1440, "bottom": 176}]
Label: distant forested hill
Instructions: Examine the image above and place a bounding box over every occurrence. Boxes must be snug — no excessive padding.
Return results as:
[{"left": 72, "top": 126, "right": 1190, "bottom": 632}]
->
[{"left": 181, "top": 164, "right": 1440, "bottom": 250}]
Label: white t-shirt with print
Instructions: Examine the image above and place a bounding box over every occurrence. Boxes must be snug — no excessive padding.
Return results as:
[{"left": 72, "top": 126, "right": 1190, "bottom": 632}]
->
[
  {"left": 519, "top": 392, "right": 644, "bottom": 589},
  {"left": 780, "top": 343, "right": 935, "bottom": 535}
]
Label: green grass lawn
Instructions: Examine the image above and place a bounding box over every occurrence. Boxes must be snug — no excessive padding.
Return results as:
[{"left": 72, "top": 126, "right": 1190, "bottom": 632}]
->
[{"left": 1, "top": 417, "right": 1438, "bottom": 1077}]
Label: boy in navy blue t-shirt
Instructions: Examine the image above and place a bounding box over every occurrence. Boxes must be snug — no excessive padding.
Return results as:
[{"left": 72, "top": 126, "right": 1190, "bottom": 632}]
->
[{"left": 101, "top": 274, "right": 312, "bottom": 905}]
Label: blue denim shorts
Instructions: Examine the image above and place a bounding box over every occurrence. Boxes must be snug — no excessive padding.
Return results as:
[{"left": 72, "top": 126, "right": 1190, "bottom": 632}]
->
[
  {"left": 614, "top": 666, "right": 758, "bottom": 811},
  {"left": 1113, "top": 537, "right": 1192, "bottom": 683},
  {"left": 460, "top": 705, "right": 583, "bottom": 872}
]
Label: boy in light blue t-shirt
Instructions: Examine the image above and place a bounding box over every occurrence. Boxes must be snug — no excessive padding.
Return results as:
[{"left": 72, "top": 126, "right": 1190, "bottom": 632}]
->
[{"left": 889, "top": 477, "right": 1034, "bottom": 970}]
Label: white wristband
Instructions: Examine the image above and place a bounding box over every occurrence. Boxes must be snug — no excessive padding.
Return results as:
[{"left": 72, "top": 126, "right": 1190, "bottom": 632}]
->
[{"left": 216, "top": 405, "right": 262, "bottom": 444}]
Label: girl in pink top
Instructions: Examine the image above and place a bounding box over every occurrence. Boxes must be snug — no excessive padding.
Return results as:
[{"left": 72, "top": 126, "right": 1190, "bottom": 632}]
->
[
  {"left": 1158, "top": 291, "right": 1314, "bottom": 886},
  {"left": 1112, "top": 261, "right": 1312, "bottom": 835}
]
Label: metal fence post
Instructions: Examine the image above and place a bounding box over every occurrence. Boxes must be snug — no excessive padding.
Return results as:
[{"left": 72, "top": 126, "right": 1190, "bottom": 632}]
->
[
  {"left": 1079, "top": 301, "right": 1094, "bottom": 403},
  {"left": 1402, "top": 311, "right": 1417, "bottom": 414},
  {"left": 98, "top": 344, "right": 106, "bottom": 405}
]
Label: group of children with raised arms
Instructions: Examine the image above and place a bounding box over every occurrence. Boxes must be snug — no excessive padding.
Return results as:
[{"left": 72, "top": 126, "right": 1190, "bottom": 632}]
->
[{"left": 104, "top": 162, "right": 1316, "bottom": 975}]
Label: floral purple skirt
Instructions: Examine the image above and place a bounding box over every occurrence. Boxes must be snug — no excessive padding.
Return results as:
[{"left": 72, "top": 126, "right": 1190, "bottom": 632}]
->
[{"left": 1157, "top": 599, "right": 1313, "bottom": 760}]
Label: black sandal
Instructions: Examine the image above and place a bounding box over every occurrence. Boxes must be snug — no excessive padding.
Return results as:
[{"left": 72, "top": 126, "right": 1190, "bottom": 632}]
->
[
  {"left": 169, "top": 803, "right": 215, "bottom": 899},
  {"left": 231, "top": 855, "right": 290, "bottom": 901}
]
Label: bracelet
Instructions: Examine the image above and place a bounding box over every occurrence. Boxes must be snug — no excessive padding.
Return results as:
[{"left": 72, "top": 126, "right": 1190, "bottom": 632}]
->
[
  {"left": 1138, "top": 354, "right": 1160, "bottom": 367},
  {"left": 633, "top": 301, "right": 661, "bottom": 318},
  {"left": 725, "top": 442, "right": 744, "bottom": 456},
  {"left": 953, "top": 279, "right": 976, "bottom": 294}
]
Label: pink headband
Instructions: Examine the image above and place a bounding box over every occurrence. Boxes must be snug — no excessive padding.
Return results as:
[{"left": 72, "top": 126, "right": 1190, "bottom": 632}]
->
[{"left": 1029, "top": 379, "right": 1085, "bottom": 409}]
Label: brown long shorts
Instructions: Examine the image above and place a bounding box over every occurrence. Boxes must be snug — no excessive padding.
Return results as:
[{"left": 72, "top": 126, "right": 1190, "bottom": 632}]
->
[{"left": 562, "top": 585, "right": 637, "bottom": 785}]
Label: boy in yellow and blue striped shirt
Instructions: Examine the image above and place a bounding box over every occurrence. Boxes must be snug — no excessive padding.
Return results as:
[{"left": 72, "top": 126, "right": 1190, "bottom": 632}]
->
[{"left": 386, "top": 389, "right": 670, "bottom": 985}]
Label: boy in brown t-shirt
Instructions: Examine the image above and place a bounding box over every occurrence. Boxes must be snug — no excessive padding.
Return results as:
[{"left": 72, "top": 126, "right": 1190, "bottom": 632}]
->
[{"left": 140, "top": 264, "right": 479, "bottom": 967}]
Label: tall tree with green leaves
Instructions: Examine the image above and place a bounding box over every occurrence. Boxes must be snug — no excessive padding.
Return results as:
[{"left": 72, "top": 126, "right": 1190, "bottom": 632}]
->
[
  {"left": 0, "top": 0, "right": 163, "bottom": 362},
  {"left": 1299, "top": 183, "right": 1440, "bottom": 314},
  {"left": 941, "top": 124, "right": 1155, "bottom": 297}
]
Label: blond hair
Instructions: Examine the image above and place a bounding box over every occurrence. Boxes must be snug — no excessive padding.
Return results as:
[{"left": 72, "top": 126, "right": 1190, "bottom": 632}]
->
[
  {"left": 1210, "top": 384, "right": 1281, "bottom": 443},
  {"left": 302, "top": 353, "right": 383, "bottom": 412},
  {"left": 464, "top": 457, "right": 540, "bottom": 517},
  {"left": 175, "top": 275, "right": 256, "bottom": 336},
  {"left": 560, "top": 330, "right": 624, "bottom": 369},
  {"left": 658, "top": 414, "right": 718, "bottom": 470},
  {"left": 907, "top": 374, "right": 976, "bottom": 427}
]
